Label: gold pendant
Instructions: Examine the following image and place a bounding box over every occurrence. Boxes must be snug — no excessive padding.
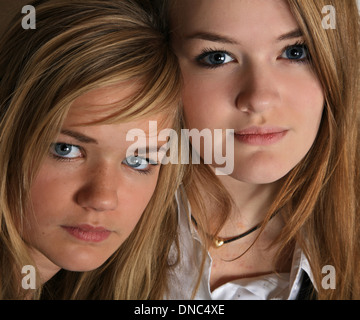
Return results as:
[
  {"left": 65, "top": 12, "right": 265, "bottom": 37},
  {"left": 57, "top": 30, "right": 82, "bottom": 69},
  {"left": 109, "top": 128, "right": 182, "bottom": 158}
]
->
[{"left": 214, "top": 238, "right": 224, "bottom": 248}]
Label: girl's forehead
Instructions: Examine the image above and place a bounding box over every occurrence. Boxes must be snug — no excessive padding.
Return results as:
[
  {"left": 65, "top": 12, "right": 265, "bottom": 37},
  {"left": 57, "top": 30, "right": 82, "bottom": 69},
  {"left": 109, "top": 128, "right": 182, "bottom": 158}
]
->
[
  {"left": 171, "top": 0, "right": 298, "bottom": 36},
  {"left": 72, "top": 82, "right": 140, "bottom": 110},
  {"left": 66, "top": 82, "right": 140, "bottom": 125}
]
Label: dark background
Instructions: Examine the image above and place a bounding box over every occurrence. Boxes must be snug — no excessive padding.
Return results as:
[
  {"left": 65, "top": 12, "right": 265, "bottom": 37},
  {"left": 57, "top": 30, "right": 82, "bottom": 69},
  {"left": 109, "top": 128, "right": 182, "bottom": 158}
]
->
[{"left": 0, "top": 0, "right": 30, "bottom": 37}]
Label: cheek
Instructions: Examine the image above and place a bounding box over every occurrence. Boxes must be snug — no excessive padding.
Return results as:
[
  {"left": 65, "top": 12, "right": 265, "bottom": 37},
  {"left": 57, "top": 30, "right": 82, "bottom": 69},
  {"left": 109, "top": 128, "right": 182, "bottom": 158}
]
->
[
  {"left": 180, "top": 60, "right": 221, "bottom": 130},
  {"left": 182, "top": 77, "right": 227, "bottom": 131},
  {"left": 26, "top": 168, "right": 72, "bottom": 232},
  {"left": 121, "top": 188, "right": 153, "bottom": 221},
  {"left": 288, "top": 76, "right": 324, "bottom": 132},
  {"left": 119, "top": 173, "right": 160, "bottom": 224},
  {"left": 182, "top": 77, "right": 203, "bottom": 129}
]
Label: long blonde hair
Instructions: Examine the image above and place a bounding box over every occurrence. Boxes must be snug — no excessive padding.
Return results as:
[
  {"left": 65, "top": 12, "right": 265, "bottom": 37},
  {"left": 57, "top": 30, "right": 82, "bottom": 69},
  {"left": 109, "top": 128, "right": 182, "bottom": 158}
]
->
[
  {"left": 160, "top": 0, "right": 360, "bottom": 300},
  {"left": 0, "top": 0, "right": 182, "bottom": 299}
]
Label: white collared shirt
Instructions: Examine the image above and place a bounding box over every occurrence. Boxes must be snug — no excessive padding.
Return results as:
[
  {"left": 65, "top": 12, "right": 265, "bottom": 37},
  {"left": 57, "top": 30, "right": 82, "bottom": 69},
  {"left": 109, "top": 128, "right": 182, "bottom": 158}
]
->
[{"left": 165, "top": 190, "right": 315, "bottom": 300}]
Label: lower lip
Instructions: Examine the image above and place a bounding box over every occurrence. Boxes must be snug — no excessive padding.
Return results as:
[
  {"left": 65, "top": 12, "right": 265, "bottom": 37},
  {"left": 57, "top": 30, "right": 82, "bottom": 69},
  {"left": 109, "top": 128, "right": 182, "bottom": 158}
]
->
[
  {"left": 62, "top": 226, "right": 111, "bottom": 243},
  {"left": 235, "top": 131, "right": 288, "bottom": 146}
]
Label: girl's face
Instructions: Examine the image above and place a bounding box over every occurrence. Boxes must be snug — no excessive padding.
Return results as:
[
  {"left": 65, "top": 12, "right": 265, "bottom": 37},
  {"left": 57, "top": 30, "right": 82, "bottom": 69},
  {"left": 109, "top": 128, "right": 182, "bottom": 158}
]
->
[
  {"left": 24, "top": 84, "right": 167, "bottom": 275},
  {"left": 172, "top": 0, "right": 324, "bottom": 184}
]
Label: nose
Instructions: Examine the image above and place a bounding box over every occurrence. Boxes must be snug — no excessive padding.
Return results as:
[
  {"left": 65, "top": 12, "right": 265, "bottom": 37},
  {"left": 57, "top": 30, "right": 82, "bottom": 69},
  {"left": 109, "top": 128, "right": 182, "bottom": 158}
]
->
[
  {"left": 236, "top": 63, "right": 281, "bottom": 114},
  {"left": 76, "top": 165, "right": 119, "bottom": 212}
]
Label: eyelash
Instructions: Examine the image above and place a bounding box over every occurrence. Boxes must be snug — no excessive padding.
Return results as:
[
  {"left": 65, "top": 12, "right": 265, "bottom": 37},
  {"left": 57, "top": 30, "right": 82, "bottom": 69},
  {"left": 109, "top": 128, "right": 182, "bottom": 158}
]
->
[
  {"left": 281, "top": 41, "right": 310, "bottom": 64},
  {"left": 133, "top": 164, "right": 156, "bottom": 175},
  {"left": 126, "top": 155, "right": 159, "bottom": 175},
  {"left": 49, "top": 143, "right": 84, "bottom": 162},
  {"left": 49, "top": 143, "right": 158, "bottom": 175},
  {"left": 195, "top": 41, "right": 310, "bottom": 69},
  {"left": 195, "top": 47, "right": 234, "bottom": 69}
]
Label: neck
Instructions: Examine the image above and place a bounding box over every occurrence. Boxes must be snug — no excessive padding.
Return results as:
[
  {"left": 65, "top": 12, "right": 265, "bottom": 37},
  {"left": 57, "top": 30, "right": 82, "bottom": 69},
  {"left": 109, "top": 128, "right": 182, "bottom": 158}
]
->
[
  {"left": 219, "top": 175, "right": 279, "bottom": 219},
  {"left": 212, "top": 174, "right": 283, "bottom": 239}
]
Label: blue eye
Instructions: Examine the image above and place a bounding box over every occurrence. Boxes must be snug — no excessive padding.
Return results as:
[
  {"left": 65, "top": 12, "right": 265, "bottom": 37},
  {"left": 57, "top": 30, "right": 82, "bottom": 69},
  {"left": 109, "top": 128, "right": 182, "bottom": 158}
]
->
[
  {"left": 123, "top": 156, "right": 156, "bottom": 171},
  {"left": 50, "top": 143, "right": 82, "bottom": 159},
  {"left": 196, "top": 50, "right": 235, "bottom": 68},
  {"left": 281, "top": 44, "right": 309, "bottom": 62}
]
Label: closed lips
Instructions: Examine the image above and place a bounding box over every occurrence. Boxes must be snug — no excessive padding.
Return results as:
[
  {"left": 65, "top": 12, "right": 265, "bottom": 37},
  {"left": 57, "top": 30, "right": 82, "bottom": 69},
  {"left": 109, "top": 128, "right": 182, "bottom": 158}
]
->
[
  {"left": 235, "top": 127, "right": 288, "bottom": 145},
  {"left": 62, "top": 224, "right": 111, "bottom": 242}
]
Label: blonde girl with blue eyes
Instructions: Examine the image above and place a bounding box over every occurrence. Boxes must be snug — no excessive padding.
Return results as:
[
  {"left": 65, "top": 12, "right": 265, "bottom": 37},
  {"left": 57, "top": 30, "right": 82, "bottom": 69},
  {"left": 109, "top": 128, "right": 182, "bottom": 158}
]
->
[
  {"left": 158, "top": 0, "right": 360, "bottom": 300},
  {"left": 0, "top": 0, "right": 183, "bottom": 299}
]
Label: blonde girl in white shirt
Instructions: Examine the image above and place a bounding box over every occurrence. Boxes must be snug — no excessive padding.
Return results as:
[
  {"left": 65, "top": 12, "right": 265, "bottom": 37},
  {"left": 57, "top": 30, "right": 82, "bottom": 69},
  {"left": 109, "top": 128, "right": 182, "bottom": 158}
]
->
[{"left": 157, "top": 0, "right": 360, "bottom": 300}]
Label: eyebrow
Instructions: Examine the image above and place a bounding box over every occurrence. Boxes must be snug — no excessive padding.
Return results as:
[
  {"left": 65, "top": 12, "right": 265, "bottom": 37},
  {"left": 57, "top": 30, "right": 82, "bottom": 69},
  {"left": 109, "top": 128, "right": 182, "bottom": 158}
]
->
[
  {"left": 186, "top": 32, "right": 239, "bottom": 45},
  {"left": 61, "top": 129, "right": 168, "bottom": 152},
  {"left": 276, "top": 29, "right": 303, "bottom": 41},
  {"left": 185, "top": 28, "right": 303, "bottom": 44},
  {"left": 60, "top": 129, "right": 98, "bottom": 144}
]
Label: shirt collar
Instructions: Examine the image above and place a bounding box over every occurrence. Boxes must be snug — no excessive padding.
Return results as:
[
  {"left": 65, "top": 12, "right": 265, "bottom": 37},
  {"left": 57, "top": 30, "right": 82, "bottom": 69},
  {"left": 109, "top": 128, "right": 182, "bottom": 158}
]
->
[
  {"left": 287, "top": 243, "right": 316, "bottom": 299},
  {"left": 174, "top": 187, "right": 316, "bottom": 300}
]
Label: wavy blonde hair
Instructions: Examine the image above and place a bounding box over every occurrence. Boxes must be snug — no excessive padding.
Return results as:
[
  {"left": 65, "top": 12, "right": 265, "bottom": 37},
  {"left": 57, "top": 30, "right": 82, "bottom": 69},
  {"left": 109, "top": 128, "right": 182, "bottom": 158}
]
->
[
  {"left": 0, "top": 0, "right": 182, "bottom": 299},
  {"left": 159, "top": 0, "right": 360, "bottom": 300}
]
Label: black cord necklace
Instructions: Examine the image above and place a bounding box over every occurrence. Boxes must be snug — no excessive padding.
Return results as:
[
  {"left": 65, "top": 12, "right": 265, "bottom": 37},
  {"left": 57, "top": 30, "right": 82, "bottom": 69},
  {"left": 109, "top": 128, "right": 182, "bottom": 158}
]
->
[{"left": 191, "top": 212, "right": 278, "bottom": 248}]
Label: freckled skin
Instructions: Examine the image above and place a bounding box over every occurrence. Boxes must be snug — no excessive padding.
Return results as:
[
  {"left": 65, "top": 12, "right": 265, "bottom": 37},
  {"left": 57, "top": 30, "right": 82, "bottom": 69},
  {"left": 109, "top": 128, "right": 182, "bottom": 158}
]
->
[{"left": 24, "top": 84, "right": 167, "bottom": 280}]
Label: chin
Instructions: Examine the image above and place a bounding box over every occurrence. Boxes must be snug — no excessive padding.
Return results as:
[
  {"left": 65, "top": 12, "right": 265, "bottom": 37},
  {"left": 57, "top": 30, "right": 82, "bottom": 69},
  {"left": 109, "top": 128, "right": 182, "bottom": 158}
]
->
[
  {"left": 72, "top": 260, "right": 104, "bottom": 272},
  {"left": 228, "top": 165, "right": 291, "bottom": 185},
  {"left": 228, "top": 151, "right": 298, "bottom": 184},
  {"left": 52, "top": 249, "right": 113, "bottom": 272},
  {"left": 59, "top": 258, "right": 108, "bottom": 272}
]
